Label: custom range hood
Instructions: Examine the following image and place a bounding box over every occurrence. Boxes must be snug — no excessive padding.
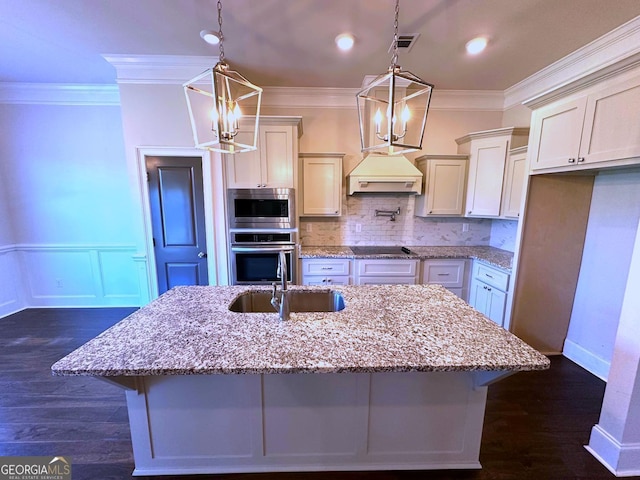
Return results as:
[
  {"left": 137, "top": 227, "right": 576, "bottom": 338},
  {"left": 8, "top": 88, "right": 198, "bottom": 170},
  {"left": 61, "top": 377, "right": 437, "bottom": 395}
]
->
[{"left": 347, "top": 153, "right": 423, "bottom": 195}]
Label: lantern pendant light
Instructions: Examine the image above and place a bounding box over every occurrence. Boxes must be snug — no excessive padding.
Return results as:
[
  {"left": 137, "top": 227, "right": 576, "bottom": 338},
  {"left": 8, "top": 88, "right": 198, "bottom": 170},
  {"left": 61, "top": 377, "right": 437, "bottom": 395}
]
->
[
  {"left": 183, "top": 0, "right": 262, "bottom": 153},
  {"left": 356, "top": 0, "right": 433, "bottom": 155}
]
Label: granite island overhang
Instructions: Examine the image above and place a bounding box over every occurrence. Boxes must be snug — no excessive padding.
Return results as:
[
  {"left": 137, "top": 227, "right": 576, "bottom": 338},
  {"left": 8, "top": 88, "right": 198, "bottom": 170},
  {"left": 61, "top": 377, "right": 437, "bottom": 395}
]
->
[{"left": 52, "top": 285, "right": 549, "bottom": 476}]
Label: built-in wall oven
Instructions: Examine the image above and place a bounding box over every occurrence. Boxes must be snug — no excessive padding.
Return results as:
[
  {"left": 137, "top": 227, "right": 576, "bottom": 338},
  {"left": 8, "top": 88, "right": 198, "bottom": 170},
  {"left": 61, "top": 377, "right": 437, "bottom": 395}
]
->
[
  {"left": 229, "top": 230, "right": 297, "bottom": 285},
  {"left": 227, "top": 188, "right": 297, "bottom": 285}
]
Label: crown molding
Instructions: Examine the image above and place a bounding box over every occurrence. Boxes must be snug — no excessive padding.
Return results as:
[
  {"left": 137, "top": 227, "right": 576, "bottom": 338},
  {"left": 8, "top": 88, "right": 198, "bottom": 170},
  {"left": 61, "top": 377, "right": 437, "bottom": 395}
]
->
[
  {"left": 0, "top": 83, "right": 120, "bottom": 105},
  {"left": 504, "top": 15, "right": 640, "bottom": 110},
  {"left": 103, "top": 54, "right": 217, "bottom": 84}
]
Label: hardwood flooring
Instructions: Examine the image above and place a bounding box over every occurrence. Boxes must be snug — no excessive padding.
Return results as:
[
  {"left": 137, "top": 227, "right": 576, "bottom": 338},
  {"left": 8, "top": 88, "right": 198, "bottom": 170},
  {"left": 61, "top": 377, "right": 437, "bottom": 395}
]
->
[{"left": 0, "top": 307, "right": 637, "bottom": 480}]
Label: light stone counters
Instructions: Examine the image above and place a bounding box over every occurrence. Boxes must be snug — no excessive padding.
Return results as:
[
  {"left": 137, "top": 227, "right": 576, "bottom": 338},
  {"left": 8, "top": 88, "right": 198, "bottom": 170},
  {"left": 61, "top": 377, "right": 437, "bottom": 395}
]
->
[
  {"left": 300, "top": 245, "right": 514, "bottom": 272},
  {"left": 52, "top": 284, "right": 548, "bottom": 377}
]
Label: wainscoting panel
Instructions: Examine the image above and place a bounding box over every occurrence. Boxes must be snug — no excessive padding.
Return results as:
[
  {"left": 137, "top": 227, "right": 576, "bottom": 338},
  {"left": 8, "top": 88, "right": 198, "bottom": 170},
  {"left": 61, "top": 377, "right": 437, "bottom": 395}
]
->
[
  {"left": 0, "top": 246, "right": 25, "bottom": 317},
  {"left": 18, "top": 244, "right": 149, "bottom": 308}
]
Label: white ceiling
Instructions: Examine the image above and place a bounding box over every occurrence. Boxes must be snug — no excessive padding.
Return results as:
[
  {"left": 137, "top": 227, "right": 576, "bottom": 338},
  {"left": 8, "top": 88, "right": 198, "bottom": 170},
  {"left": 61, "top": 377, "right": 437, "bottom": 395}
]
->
[{"left": 2, "top": 0, "right": 640, "bottom": 90}]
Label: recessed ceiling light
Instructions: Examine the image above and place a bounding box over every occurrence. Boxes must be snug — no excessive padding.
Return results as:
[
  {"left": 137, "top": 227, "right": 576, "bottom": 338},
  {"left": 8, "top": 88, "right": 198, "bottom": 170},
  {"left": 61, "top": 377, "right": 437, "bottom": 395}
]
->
[
  {"left": 200, "top": 30, "right": 220, "bottom": 45},
  {"left": 335, "top": 33, "right": 355, "bottom": 51},
  {"left": 465, "top": 36, "right": 488, "bottom": 55}
]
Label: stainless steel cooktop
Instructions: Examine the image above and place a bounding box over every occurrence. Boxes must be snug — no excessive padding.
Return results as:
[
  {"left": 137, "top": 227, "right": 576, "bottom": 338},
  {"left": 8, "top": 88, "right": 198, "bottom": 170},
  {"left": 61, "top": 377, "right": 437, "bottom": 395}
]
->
[{"left": 349, "top": 246, "right": 413, "bottom": 255}]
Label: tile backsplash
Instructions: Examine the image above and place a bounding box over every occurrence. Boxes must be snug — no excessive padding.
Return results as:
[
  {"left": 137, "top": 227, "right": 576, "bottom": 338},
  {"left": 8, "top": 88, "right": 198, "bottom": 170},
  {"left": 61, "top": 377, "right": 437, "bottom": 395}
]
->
[{"left": 299, "top": 194, "right": 519, "bottom": 251}]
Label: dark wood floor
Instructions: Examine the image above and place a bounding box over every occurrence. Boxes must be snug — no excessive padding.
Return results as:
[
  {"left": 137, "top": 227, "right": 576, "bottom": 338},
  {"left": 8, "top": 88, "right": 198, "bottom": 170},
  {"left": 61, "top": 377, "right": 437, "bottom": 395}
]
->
[{"left": 0, "top": 308, "right": 637, "bottom": 480}]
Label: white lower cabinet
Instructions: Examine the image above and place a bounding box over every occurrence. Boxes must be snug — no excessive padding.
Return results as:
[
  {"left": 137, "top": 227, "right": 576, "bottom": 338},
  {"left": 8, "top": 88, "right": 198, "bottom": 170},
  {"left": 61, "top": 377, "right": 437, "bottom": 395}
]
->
[
  {"left": 468, "top": 262, "right": 510, "bottom": 327},
  {"left": 301, "top": 258, "right": 352, "bottom": 286},
  {"left": 421, "top": 259, "right": 469, "bottom": 300},
  {"left": 355, "top": 259, "right": 420, "bottom": 285}
]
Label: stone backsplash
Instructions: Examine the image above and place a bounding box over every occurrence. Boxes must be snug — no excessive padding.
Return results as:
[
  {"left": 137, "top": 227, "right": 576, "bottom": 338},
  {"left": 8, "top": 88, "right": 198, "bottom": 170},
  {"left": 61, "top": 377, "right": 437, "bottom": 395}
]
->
[{"left": 299, "top": 194, "right": 518, "bottom": 250}]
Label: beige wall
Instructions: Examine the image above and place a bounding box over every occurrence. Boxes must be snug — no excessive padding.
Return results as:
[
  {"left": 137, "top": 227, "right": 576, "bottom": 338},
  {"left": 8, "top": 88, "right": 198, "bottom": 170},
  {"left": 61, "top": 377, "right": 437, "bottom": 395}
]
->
[
  {"left": 502, "top": 104, "right": 533, "bottom": 128},
  {"left": 263, "top": 104, "right": 504, "bottom": 176}
]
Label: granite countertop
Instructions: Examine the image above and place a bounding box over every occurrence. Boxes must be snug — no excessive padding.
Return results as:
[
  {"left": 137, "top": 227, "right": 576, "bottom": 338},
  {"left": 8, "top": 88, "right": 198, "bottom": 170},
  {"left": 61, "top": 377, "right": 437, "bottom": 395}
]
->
[
  {"left": 300, "top": 245, "right": 514, "bottom": 272},
  {"left": 52, "top": 284, "right": 548, "bottom": 377}
]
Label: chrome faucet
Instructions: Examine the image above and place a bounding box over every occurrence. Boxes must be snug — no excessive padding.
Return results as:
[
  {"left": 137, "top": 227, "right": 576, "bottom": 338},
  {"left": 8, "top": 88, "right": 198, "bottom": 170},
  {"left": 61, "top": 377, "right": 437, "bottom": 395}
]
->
[{"left": 270, "top": 250, "right": 290, "bottom": 321}]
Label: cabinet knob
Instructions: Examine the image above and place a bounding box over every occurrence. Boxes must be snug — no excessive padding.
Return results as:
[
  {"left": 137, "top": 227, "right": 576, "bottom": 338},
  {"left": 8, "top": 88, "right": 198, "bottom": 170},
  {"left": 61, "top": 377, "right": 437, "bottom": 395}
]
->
[
  {"left": 429, "top": 210, "right": 433, "bottom": 214},
  {"left": 327, "top": 278, "right": 332, "bottom": 283},
  {"left": 257, "top": 184, "right": 261, "bottom": 187},
  {"left": 577, "top": 157, "right": 585, "bottom": 163},
  {"left": 568, "top": 158, "right": 576, "bottom": 163},
  {"left": 335, "top": 210, "right": 339, "bottom": 214},
  {"left": 468, "top": 211, "right": 472, "bottom": 215}
]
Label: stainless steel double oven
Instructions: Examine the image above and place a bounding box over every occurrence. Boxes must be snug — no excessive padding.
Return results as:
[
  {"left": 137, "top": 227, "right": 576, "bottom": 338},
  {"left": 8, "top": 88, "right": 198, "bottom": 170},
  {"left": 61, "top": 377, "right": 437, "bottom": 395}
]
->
[{"left": 228, "top": 188, "right": 297, "bottom": 285}]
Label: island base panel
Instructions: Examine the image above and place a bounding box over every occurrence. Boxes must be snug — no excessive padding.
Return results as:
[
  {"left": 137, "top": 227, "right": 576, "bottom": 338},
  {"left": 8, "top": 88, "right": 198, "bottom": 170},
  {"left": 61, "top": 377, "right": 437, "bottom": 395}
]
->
[{"left": 123, "top": 371, "right": 489, "bottom": 475}]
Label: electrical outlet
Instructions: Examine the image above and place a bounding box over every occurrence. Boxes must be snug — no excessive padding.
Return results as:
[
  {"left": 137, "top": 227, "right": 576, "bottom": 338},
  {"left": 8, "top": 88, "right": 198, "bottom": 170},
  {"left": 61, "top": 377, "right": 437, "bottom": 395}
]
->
[
  {"left": 55, "top": 279, "right": 63, "bottom": 288},
  {"left": 356, "top": 223, "right": 362, "bottom": 233},
  {"left": 462, "top": 223, "right": 469, "bottom": 232},
  {"left": 306, "top": 223, "right": 312, "bottom": 232}
]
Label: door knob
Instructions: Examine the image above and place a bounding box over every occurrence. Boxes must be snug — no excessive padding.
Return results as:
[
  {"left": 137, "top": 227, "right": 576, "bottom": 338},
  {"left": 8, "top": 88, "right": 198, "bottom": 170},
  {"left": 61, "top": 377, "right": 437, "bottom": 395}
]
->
[{"left": 198, "top": 252, "right": 207, "bottom": 258}]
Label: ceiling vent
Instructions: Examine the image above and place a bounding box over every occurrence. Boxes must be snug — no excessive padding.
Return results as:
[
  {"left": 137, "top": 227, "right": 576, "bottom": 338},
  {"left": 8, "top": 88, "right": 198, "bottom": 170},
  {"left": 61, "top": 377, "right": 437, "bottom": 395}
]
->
[{"left": 388, "top": 33, "right": 421, "bottom": 53}]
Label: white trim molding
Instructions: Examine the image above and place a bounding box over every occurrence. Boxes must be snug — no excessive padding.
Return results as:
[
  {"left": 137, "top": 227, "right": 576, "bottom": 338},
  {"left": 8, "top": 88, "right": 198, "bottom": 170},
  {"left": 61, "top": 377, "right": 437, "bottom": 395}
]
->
[
  {"left": 0, "top": 245, "right": 25, "bottom": 318},
  {"left": 0, "top": 83, "right": 120, "bottom": 105},
  {"left": 13, "top": 244, "right": 148, "bottom": 308},
  {"left": 505, "top": 15, "right": 640, "bottom": 109},
  {"left": 103, "top": 54, "right": 217, "bottom": 85}
]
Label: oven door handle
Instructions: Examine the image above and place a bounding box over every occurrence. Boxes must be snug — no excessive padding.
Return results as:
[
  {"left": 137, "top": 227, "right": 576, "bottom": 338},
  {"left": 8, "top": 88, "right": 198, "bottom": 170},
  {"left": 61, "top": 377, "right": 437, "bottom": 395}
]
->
[{"left": 230, "top": 245, "right": 295, "bottom": 253}]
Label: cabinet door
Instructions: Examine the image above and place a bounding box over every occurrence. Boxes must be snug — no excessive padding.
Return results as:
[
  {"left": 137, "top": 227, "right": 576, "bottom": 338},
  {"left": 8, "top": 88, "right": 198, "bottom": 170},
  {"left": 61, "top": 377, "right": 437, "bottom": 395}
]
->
[
  {"left": 529, "top": 97, "right": 587, "bottom": 171},
  {"left": 468, "top": 278, "right": 489, "bottom": 315},
  {"left": 260, "top": 125, "right": 294, "bottom": 188},
  {"left": 580, "top": 77, "right": 640, "bottom": 165},
  {"left": 501, "top": 149, "right": 527, "bottom": 218},
  {"left": 423, "top": 159, "right": 467, "bottom": 216},
  {"left": 465, "top": 137, "right": 508, "bottom": 217},
  {"left": 486, "top": 287, "right": 507, "bottom": 326},
  {"left": 226, "top": 131, "right": 263, "bottom": 188},
  {"left": 302, "top": 157, "right": 342, "bottom": 216}
]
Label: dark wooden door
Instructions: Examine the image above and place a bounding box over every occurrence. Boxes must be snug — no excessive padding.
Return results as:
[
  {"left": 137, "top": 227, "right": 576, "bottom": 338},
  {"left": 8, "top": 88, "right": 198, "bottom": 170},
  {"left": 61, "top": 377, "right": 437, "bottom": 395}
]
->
[{"left": 146, "top": 156, "right": 208, "bottom": 294}]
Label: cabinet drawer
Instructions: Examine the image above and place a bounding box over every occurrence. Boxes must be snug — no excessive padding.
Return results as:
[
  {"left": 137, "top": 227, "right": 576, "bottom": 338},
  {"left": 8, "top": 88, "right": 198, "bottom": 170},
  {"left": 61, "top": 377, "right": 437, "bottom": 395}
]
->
[
  {"left": 302, "top": 259, "right": 351, "bottom": 276},
  {"left": 303, "top": 275, "right": 351, "bottom": 286},
  {"left": 473, "top": 262, "right": 509, "bottom": 291},
  {"left": 356, "top": 259, "right": 419, "bottom": 277},
  {"left": 357, "top": 276, "right": 417, "bottom": 285},
  {"left": 422, "top": 260, "right": 467, "bottom": 288}
]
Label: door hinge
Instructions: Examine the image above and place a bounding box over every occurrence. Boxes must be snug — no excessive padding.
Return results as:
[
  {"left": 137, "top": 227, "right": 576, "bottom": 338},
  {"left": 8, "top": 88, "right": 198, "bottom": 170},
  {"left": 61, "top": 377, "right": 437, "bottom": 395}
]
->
[
  {"left": 146, "top": 171, "right": 150, "bottom": 182},
  {"left": 152, "top": 237, "right": 156, "bottom": 247}
]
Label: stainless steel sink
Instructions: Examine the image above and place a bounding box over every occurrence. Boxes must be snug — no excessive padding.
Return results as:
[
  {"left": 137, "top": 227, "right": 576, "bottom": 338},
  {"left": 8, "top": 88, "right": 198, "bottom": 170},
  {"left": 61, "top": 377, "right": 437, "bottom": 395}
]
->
[{"left": 229, "top": 290, "right": 346, "bottom": 313}]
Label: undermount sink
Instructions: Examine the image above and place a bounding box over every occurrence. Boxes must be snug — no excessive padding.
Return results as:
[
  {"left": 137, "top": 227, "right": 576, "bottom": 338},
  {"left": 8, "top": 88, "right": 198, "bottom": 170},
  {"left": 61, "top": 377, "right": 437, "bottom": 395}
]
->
[{"left": 229, "top": 290, "right": 346, "bottom": 313}]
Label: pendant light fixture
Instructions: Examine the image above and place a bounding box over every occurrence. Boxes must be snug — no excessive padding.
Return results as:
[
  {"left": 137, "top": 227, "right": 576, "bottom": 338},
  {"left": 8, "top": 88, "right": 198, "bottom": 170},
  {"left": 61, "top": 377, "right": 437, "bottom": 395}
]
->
[
  {"left": 356, "top": 0, "right": 433, "bottom": 155},
  {"left": 183, "top": 0, "right": 262, "bottom": 153}
]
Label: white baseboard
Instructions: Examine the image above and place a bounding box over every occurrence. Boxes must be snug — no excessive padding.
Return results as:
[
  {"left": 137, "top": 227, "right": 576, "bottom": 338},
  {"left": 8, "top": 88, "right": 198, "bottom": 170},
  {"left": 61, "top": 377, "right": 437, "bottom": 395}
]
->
[
  {"left": 563, "top": 339, "right": 610, "bottom": 381},
  {"left": 587, "top": 424, "right": 640, "bottom": 477}
]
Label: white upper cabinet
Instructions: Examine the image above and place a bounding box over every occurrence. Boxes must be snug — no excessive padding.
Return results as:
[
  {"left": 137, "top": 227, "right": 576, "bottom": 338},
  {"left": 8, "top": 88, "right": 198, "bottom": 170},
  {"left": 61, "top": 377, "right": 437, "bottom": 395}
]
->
[
  {"left": 226, "top": 117, "right": 302, "bottom": 189},
  {"left": 456, "top": 127, "right": 529, "bottom": 218},
  {"left": 300, "top": 153, "right": 343, "bottom": 217},
  {"left": 529, "top": 74, "right": 640, "bottom": 173},
  {"left": 528, "top": 98, "right": 586, "bottom": 171},
  {"left": 500, "top": 146, "right": 527, "bottom": 219},
  {"left": 414, "top": 155, "right": 468, "bottom": 217}
]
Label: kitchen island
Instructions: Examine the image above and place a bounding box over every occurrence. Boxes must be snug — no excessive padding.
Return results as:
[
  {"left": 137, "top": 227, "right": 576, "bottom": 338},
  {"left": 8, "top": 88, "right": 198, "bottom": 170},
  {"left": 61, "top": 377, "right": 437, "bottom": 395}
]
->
[{"left": 52, "top": 284, "right": 548, "bottom": 476}]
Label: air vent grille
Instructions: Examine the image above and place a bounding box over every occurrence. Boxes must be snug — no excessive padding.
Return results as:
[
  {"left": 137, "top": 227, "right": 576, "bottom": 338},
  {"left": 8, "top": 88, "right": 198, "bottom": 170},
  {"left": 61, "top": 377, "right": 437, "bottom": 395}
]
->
[{"left": 388, "top": 33, "right": 421, "bottom": 53}]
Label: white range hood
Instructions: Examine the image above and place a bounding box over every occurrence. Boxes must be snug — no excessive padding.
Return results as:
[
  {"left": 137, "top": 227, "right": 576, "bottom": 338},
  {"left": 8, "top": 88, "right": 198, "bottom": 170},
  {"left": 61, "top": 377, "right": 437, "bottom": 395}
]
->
[{"left": 347, "top": 153, "right": 423, "bottom": 195}]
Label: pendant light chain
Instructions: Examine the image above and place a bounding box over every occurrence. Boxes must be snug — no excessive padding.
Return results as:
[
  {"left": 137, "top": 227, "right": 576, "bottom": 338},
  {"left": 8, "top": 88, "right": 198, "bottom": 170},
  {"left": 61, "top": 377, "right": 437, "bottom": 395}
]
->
[
  {"left": 217, "top": 0, "right": 225, "bottom": 64},
  {"left": 390, "top": 0, "right": 400, "bottom": 69}
]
